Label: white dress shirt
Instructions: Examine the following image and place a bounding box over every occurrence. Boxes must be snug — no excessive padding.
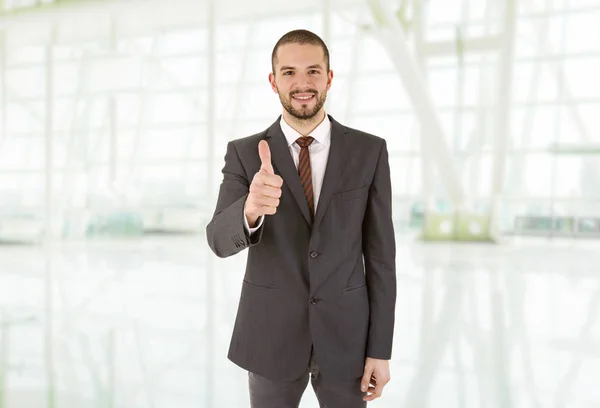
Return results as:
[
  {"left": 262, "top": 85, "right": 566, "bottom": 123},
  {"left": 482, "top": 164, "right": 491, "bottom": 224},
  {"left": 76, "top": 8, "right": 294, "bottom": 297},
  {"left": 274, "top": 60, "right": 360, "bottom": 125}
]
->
[{"left": 244, "top": 114, "right": 332, "bottom": 234}]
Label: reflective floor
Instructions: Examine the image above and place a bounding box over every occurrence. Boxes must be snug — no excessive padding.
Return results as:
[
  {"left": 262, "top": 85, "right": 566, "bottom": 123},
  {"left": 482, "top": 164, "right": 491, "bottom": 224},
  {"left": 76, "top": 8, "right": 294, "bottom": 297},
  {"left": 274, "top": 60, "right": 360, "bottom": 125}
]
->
[{"left": 0, "top": 234, "right": 599, "bottom": 407}]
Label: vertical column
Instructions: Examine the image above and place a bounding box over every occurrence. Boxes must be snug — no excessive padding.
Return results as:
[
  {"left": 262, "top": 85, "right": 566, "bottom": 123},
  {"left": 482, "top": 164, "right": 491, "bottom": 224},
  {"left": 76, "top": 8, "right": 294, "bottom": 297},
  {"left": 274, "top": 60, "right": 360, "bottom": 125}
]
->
[
  {"left": 490, "top": 0, "right": 516, "bottom": 228},
  {"left": 109, "top": 97, "right": 117, "bottom": 185},
  {"left": 206, "top": 2, "right": 216, "bottom": 408},
  {"left": 0, "top": 30, "right": 6, "bottom": 145},
  {"left": 412, "top": 0, "right": 435, "bottom": 212},
  {"left": 45, "top": 25, "right": 56, "bottom": 240},
  {"left": 549, "top": 1, "right": 569, "bottom": 237},
  {"left": 109, "top": 15, "right": 118, "bottom": 186},
  {"left": 470, "top": 0, "right": 495, "bottom": 205},
  {"left": 321, "top": 0, "right": 331, "bottom": 43},
  {"left": 489, "top": 0, "right": 517, "bottom": 399},
  {"left": 206, "top": 2, "right": 216, "bottom": 198},
  {"left": 322, "top": 0, "right": 331, "bottom": 112},
  {"left": 44, "top": 22, "right": 57, "bottom": 408}
]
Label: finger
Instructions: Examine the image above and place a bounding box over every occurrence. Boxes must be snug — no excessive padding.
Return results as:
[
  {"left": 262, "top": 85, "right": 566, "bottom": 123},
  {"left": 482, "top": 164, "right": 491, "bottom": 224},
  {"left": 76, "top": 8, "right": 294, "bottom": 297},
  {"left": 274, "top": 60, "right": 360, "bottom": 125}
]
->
[
  {"left": 253, "top": 171, "right": 283, "bottom": 189},
  {"left": 248, "top": 189, "right": 280, "bottom": 206},
  {"left": 255, "top": 196, "right": 279, "bottom": 208},
  {"left": 363, "top": 386, "right": 381, "bottom": 401},
  {"left": 247, "top": 201, "right": 277, "bottom": 216},
  {"left": 363, "top": 393, "right": 379, "bottom": 402},
  {"left": 362, "top": 386, "right": 378, "bottom": 402},
  {"left": 260, "top": 205, "right": 277, "bottom": 215},
  {"left": 365, "top": 374, "right": 389, "bottom": 402},
  {"left": 374, "top": 381, "right": 384, "bottom": 398},
  {"left": 361, "top": 369, "right": 374, "bottom": 393},
  {"left": 258, "top": 140, "right": 274, "bottom": 174},
  {"left": 259, "top": 185, "right": 282, "bottom": 199},
  {"left": 362, "top": 374, "right": 379, "bottom": 401},
  {"left": 249, "top": 182, "right": 281, "bottom": 200},
  {"left": 262, "top": 173, "right": 283, "bottom": 188}
]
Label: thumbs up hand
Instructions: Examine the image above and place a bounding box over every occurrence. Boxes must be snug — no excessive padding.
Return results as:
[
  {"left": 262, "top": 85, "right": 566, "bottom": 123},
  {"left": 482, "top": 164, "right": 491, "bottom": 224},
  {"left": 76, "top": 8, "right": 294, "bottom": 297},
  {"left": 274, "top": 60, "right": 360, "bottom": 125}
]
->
[{"left": 244, "top": 140, "right": 283, "bottom": 227}]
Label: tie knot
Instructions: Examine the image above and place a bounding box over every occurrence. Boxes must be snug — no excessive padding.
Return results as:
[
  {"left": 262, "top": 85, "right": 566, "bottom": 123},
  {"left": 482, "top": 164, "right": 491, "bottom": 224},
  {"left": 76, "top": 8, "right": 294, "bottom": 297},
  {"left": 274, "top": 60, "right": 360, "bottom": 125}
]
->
[{"left": 296, "top": 136, "right": 314, "bottom": 148}]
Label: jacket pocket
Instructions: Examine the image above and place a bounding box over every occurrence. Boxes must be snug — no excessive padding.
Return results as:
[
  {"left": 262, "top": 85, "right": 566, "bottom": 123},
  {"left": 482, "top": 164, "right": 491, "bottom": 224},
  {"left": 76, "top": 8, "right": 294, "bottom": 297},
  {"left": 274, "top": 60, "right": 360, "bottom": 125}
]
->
[
  {"left": 243, "top": 279, "right": 278, "bottom": 291},
  {"left": 343, "top": 283, "right": 367, "bottom": 293},
  {"left": 338, "top": 185, "right": 369, "bottom": 202}
]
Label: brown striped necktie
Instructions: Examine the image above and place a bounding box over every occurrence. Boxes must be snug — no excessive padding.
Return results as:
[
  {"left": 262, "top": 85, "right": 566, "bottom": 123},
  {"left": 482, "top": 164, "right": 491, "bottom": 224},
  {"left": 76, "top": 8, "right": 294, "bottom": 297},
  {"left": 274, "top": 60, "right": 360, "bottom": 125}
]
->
[{"left": 296, "top": 136, "right": 315, "bottom": 218}]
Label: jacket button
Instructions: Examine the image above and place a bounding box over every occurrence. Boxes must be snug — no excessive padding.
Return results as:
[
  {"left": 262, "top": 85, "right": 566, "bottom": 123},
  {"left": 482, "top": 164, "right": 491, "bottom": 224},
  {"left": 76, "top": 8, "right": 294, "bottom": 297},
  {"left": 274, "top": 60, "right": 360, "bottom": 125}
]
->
[
  {"left": 310, "top": 297, "right": 319, "bottom": 305},
  {"left": 310, "top": 251, "right": 318, "bottom": 259}
]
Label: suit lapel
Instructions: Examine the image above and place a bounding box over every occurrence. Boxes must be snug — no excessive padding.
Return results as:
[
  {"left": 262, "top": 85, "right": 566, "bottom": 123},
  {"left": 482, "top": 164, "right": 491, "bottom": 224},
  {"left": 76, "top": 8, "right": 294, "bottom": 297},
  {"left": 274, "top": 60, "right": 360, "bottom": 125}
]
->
[
  {"left": 312, "top": 116, "right": 349, "bottom": 231},
  {"left": 264, "top": 115, "right": 350, "bottom": 230}
]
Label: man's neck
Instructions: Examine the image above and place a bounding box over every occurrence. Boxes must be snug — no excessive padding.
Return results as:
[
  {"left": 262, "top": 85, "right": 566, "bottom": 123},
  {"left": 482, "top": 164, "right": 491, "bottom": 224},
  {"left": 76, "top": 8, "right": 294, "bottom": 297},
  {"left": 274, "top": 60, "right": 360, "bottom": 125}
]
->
[{"left": 282, "top": 110, "right": 326, "bottom": 136}]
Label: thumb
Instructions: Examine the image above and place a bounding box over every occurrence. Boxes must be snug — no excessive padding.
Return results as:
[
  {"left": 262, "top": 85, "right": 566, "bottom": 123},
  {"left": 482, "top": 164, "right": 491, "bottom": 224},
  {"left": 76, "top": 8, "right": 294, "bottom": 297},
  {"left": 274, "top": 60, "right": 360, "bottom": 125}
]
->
[
  {"left": 258, "top": 140, "right": 274, "bottom": 174},
  {"left": 361, "top": 368, "right": 373, "bottom": 392}
]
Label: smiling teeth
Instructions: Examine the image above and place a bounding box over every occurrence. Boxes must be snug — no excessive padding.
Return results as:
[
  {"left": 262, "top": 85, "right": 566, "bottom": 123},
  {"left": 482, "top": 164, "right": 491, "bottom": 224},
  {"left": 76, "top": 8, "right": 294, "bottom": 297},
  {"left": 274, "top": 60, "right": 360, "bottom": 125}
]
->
[{"left": 294, "top": 95, "right": 313, "bottom": 100}]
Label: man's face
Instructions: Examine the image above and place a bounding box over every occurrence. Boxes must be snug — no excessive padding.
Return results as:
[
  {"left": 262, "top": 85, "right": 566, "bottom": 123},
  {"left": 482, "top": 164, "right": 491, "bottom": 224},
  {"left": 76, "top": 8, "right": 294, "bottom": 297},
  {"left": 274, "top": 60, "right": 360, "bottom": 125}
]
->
[{"left": 269, "top": 43, "right": 333, "bottom": 121}]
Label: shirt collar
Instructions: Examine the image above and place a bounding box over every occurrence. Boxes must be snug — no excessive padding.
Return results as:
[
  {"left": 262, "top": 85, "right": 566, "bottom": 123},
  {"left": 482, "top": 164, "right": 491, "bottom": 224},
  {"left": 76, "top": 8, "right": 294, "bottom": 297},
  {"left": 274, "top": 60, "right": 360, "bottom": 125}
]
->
[{"left": 279, "top": 113, "right": 331, "bottom": 148}]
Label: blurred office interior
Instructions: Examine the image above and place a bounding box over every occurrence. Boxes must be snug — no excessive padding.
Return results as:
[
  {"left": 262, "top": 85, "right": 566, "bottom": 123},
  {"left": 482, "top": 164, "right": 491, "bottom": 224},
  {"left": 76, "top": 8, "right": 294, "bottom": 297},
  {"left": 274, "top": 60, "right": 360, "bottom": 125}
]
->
[{"left": 0, "top": 0, "right": 599, "bottom": 407}]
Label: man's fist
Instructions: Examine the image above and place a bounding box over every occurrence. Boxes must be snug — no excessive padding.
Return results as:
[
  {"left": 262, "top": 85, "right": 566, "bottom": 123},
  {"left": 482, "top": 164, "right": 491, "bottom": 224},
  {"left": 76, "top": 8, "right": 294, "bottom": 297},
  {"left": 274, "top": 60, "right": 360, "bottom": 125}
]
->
[{"left": 244, "top": 140, "right": 283, "bottom": 227}]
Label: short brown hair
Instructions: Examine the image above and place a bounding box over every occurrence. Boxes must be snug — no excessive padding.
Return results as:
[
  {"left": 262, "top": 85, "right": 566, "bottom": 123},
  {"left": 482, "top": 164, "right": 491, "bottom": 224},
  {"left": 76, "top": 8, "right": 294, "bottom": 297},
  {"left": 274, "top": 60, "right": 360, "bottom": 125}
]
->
[{"left": 271, "top": 29, "right": 330, "bottom": 74}]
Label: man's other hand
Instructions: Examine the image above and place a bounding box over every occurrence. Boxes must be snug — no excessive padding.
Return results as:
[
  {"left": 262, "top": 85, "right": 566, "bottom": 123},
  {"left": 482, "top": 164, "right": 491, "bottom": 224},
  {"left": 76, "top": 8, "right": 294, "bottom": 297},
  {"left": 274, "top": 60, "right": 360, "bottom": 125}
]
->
[{"left": 361, "top": 357, "right": 390, "bottom": 402}]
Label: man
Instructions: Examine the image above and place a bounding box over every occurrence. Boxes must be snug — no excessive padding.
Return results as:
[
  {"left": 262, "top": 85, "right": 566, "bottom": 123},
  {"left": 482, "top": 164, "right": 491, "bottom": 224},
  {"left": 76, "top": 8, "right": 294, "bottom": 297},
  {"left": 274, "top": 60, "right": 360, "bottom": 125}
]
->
[{"left": 206, "top": 29, "right": 396, "bottom": 408}]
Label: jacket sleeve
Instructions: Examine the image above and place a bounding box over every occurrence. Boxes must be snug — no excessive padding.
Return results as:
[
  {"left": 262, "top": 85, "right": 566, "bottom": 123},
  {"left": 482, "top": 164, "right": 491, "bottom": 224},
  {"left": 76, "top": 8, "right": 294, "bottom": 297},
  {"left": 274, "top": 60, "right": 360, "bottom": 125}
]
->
[
  {"left": 206, "top": 141, "right": 264, "bottom": 258},
  {"left": 363, "top": 139, "right": 397, "bottom": 360}
]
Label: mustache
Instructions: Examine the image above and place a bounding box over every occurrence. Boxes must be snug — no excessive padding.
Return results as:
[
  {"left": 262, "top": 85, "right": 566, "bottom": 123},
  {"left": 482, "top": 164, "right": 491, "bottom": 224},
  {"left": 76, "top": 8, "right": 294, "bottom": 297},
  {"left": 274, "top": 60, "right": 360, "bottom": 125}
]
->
[{"left": 290, "top": 89, "right": 318, "bottom": 96}]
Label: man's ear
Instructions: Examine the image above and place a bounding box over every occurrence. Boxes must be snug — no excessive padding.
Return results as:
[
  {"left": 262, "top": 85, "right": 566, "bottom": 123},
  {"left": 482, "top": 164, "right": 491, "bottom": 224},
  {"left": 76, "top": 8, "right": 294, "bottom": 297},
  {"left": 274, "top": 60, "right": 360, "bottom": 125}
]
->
[
  {"left": 268, "top": 72, "right": 278, "bottom": 93},
  {"left": 326, "top": 69, "right": 334, "bottom": 90}
]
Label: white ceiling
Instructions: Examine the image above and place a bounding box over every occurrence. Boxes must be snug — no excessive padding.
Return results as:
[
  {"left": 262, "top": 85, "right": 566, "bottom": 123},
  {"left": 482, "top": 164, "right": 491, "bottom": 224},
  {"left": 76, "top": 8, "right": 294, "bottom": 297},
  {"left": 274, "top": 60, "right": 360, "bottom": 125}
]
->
[{"left": 0, "top": 0, "right": 367, "bottom": 47}]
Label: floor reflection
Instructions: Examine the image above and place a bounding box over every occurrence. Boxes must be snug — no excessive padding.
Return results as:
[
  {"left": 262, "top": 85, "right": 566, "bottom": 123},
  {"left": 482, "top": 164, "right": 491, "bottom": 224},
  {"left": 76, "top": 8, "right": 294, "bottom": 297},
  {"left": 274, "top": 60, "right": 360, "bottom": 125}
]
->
[{"left": 0, "top": 236, "right": 598, "bottom": 407}]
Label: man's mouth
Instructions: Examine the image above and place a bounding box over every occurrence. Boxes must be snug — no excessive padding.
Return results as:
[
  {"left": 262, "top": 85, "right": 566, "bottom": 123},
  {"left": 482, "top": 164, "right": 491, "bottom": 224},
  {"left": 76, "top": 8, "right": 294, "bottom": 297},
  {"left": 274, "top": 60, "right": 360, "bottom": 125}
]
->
[{"left": 292, "top": 92, "right": 316, "bottom": 102}]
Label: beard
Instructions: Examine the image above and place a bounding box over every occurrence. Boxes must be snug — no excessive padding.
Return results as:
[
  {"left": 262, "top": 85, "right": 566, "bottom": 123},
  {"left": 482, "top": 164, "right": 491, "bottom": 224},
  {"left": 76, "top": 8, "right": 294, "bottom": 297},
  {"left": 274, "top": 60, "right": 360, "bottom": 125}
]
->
[{"left": 279, "top": 88, "right": 327, "bottom": 120}]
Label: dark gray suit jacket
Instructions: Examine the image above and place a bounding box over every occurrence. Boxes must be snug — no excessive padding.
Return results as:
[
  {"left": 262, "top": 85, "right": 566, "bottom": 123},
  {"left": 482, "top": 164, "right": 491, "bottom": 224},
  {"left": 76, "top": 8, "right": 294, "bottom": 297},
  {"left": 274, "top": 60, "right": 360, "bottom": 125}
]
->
[{"left": 206, "top": 115, "right": 396, "bottom": 382}]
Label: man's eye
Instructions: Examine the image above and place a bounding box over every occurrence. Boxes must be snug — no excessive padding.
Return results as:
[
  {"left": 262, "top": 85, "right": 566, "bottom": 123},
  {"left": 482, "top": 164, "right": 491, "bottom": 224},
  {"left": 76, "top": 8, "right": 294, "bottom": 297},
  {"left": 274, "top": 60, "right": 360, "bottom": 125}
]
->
[
  {"left": 310, "top": 70, "right": 320, "bottom": 74},
  {"left": 283, "top": 71, "right": 293, "bottom": 76}
]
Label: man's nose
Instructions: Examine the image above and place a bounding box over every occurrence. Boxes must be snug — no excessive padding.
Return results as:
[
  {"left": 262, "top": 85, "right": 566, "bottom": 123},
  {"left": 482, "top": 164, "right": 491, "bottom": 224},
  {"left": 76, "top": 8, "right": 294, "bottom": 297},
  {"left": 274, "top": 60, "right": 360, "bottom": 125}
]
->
[{"left": 294, "top": 72, "right": 313, "bottom": 83}]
